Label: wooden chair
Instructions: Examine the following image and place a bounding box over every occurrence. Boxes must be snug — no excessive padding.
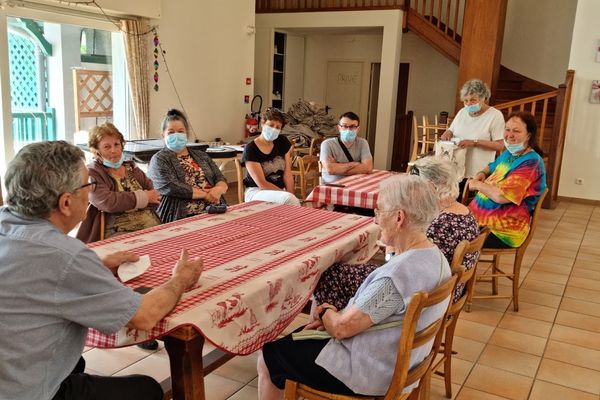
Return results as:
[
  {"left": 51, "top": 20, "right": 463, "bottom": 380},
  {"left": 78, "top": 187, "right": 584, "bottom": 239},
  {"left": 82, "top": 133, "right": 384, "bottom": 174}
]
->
[
  {"left": 291, "top": 155, "right": 320, "bottom": 200},
  {"left": 234, "top": 158, "right": 245, "bottom": 204},
  {"left": 469, "top": 189, "right": 548, "bottom": 311},
  {"left": 430, "top": 228, "right": 489, "bottom": 399},
  {"left": 99, "top": 211, "right": 106, "bottom": 241},
  {"left": 309, "top": 136, "right": 324, "bottom": 157},
  {"left": 284, "top": 274, "right": 458, "bottom": 400}
]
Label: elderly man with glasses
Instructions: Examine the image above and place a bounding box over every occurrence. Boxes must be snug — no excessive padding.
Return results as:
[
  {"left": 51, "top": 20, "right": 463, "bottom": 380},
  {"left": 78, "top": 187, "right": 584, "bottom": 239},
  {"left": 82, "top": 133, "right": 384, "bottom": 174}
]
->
[
  {"left": 319, "top": 111, "right": 373, "bottom": 184},
  {"left": 0, "top": 141, "right": 202, "bottom": 400}
]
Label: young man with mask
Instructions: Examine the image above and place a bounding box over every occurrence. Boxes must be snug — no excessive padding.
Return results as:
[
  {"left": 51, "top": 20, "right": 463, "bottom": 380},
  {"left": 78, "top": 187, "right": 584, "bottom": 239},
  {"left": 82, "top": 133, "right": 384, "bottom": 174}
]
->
[{"left": 320, "top": 112, "right": 373, "bottom": 184}]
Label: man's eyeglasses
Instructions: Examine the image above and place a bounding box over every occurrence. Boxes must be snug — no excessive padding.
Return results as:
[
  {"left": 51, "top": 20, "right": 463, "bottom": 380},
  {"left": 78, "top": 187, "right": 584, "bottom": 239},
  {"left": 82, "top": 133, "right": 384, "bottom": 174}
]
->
[
  {"left": 77, "top": 178, "right": 97, "bottom": 193},
  {"left": 338, "top": 124, "right": 359, "bottom": 131},
  {"left": 409, "top": 165, "right": 420, "bottom": 176}
]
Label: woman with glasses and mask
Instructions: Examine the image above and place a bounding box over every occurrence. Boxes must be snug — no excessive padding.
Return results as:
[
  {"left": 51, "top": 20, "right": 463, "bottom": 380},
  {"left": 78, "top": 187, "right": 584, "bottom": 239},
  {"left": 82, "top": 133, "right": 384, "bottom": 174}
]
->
[
  {"left": 467, "top": 111, "right": 546, "bottom": 248},
  {"left": 320, "top": 111, "right": 373, "bottom": 184},
  {"left": 77, "top": 123, "right": 161, "bottom": 244},
  {"left": 312, "top": 156, "right": 480, "bottom": 310},
  {"left": 148, "top": 109, "right": 228, "bottom": 223},
  {"left": 241, "top": 108, "right": 300, "bottom": 205},
  {"left": 440, "top": 79, "right": 505, "bottom": 193}
]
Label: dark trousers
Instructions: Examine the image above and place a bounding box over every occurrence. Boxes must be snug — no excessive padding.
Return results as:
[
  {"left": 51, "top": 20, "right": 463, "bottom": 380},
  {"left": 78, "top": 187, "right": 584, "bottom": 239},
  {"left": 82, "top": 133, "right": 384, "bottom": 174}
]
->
[
  {"left": 483, "top": 232, "right": 512, "bottom": 249},
  {"left": 52, "top": 357, "right": 163, "bottom": 400}
]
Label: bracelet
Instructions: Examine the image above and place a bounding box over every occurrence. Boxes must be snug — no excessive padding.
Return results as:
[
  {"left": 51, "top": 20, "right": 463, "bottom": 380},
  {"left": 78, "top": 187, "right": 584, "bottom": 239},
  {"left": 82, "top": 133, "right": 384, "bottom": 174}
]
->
[
  {"left": 477, "top": 171, "right": 487, "bottom": 178},
  {"left": 318, "top": 307, "right": 334, "bottom": 321}
]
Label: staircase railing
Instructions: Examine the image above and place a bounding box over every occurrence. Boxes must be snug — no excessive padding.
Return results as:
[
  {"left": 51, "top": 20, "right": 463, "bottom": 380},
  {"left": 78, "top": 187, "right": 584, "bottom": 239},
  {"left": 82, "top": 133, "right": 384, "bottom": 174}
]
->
[
  {"left": 494, "top": 70, "right": 575, "bottom": 209},
  {"left": 407, "top": 0, "right": 464, "bottom": 43},
  {"left": 256, "top": 0, "right": 404, "bottom": 13}
]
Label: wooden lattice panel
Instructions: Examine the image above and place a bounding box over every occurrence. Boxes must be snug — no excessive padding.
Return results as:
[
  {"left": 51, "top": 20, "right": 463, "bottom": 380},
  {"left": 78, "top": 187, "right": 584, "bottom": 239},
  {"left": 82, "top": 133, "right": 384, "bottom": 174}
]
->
[{"left": 73, "top": 69, "right": 113, "bottom": 130}]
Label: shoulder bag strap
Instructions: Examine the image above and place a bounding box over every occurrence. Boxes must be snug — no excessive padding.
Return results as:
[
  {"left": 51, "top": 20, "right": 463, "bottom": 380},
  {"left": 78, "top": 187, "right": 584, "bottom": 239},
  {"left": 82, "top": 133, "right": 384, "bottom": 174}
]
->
[{"left": 337, "top": 137, "right": 354, "bottom": 163}]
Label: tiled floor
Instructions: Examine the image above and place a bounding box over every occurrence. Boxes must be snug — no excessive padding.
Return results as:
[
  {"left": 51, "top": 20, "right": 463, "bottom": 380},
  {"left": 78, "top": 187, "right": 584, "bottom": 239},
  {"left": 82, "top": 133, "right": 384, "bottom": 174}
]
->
[{"left": 84, "top": 196, "right": 600, "bottom": 400}]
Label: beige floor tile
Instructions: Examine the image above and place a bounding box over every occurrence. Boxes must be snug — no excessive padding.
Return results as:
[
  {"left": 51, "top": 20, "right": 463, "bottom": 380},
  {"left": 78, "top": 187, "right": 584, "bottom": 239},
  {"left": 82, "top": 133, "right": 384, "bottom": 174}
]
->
[
  {"left": 477, "top": 344, "right": 541, "bottom": 377},
  {"left": 497, "top": 314, "right": 552, "bottom": 338},
  {"left": 247, "top": 377, "right": 258, "bottom": 387},
  {"left": 457, "top": 305, "right": 504, "bottom": 327},
  {"left": 568, "top": 276, "right": 600, "bottom": 291},
  {"left": 534, "top": 254, "right": 575, "bottom": 267},
  {"left": 537, "top": 358, "right": 600, "bottom": 395},
  {"left": 576, "top": 251, "right": 600, "bottom": 263},
  {"left": 451, "top": 336, "right": 486, "bottom": 362},
  {"left": 529, "top": 262, "right": 572, "bottom": 275},
  {"left": 212, "top": 353, "right": 258, "bottom": 384},
  {"left": 226, "top": 385, "right": 258, "bottom": 400},
  {"left": 555, "top": 309, "right": 600, "bottom": 333},
  {"left": 468, "top": 297, "right": 511, "bottom": 313},
  {"left": 529, "top": 380, "right": 598, "bottom": 400},
  {"left": 571, "top": 267, "right": 600, "bottom": 280},
  {"left": 524, "top": 270, "right": 569, "bottom": 285},
  {"left": 83, "top": 346, "right": 151, "bottom": 375},
  {"left": 454, "top": 319, "right": 496, "bottom": 343},
  {"left": 430, "top": 375, "right": 461, "bottom": 399},
  {"left": 113, "top": 353, "right": 171, "bottom": 384},
  {"left": 488, "top": 327, "right": 547, "bottom": 356},
  {"left": 517, "top": 289, "right": 562, "bottom": 309},
  {"left": 505, "top": 301, "right": 557, "bottom": 323},
  {"left": 463, "top": 364, "right": 533, "bottom": 400},
  {"left": 443, "top": 357, "right": 474, "bottom": 385},
  {"left": 564, "top": 286, "right": 600, "bottom": 304},
  {"left": 560, "top": 297, "right": 600, "bottom": 318},
  {"left": 280, "top": 314, "right": 310, "bottom": 337},
  {"left": 456, "top": 387, "right": 510, "bottom": 399},
  {"left": 202, "top": 374, "right": 246, "bottom": 400},
  {"left": 550, "top": 324, "right": 600, "bottom": 351},
  {"left": 573, "top": 258, "right": 600, "bottom": 272},
  {"left": 544, "top": 340, "right": 600, "bottom": 372}
]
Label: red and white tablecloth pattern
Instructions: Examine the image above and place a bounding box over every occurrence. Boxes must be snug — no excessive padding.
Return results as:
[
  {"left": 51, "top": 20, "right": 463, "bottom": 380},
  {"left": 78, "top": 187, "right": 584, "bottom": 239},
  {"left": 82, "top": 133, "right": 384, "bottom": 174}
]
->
[
  {"left": 305, "top": 170, "right": 398, "bottom": 209},
  {"left": 86, "top": 201, "right": 380, "bottom": 355}
]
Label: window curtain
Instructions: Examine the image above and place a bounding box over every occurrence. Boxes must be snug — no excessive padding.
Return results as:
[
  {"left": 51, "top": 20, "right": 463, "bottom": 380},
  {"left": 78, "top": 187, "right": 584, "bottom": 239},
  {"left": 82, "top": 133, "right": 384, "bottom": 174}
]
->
[{"left": 121, "top": 19, "right": 150, "bottom": 139}]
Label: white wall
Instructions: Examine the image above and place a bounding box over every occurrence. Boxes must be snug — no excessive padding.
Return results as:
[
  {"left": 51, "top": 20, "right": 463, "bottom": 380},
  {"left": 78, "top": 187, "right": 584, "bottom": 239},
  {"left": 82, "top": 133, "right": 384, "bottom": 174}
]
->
[
  {"left": 28, "top": 0, "right": 161, "bottom": 18},
  {"left": 303, "top": 31, "right": 382, "bottom": 129},
  {"left": 558, "top": 0, "right": 600, "bottom": 201},
  {"left": 400, "top": 32, "right": 457, "bottom": 119},
  {"left": 148, "top": 1, "right": 255, "bottom": 178},
  {"left": 502, "top": 0, "right": 577, "bottom": 86}
]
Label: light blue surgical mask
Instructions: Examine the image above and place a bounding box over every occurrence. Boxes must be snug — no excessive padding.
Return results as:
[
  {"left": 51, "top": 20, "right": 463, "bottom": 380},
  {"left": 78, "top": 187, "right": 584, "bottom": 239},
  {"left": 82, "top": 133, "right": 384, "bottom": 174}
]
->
[
  {"left": 504, "top": 140, "right": 526, "bottom": 155},
  {"left": 165, "top": 132, "right": 188, "bottom": 152},
  {"left": 102, "top": 152, "right": 125, "bottom": 169},
  {"left": 340, "top": 130, "right": 357, "bottom": 142},
  {"left": 262, "top": 126, "right": 280, "bottom": 142},
  {"left": 465, "top": 103, "right": 481, "bottom": 114}
]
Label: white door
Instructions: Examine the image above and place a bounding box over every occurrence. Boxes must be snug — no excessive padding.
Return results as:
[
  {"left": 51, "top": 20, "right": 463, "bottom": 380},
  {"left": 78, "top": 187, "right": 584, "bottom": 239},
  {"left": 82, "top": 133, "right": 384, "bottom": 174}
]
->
[{"left": 325, "top": 61, "right": 362, "bottom": 122}]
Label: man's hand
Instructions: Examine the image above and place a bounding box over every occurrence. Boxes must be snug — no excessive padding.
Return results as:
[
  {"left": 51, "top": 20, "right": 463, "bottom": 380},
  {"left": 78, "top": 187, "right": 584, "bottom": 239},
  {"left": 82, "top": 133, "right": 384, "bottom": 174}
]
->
[
  {"left": 440, "top": 129, "right": 453, "bottom": 141},
  {"left": 102, "top": 251, "right": 139, "bottom": 275},
  {"left": 458, "top": 139, "right": 475, "bottom": 149},
  {"left": 172, "top": 249, "right": 203, "bottom": 290}
]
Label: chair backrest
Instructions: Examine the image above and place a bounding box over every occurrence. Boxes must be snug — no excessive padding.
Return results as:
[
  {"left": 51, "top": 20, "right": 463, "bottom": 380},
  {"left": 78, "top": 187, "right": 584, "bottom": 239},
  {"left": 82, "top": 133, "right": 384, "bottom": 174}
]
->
[
  {"left": 518, "top": 188, "right": 548, "bottom": 252},
  {"left": 308, "top": 136, "right": 324, "bottom": 157},
  {"left": 234, "top": 158, "right": 245, "bottom": 204},
  {"left": 384, "top": 274, "right": 457, "bottom": 399}
]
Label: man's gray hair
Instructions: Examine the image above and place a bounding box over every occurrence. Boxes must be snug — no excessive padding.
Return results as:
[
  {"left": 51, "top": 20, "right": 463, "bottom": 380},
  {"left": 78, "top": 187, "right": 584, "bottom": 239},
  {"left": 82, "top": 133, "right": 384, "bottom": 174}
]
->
[
  {"left": 378, "top": 174, "right": 439, "bottom": 231},
  {"left": 459, "top": 79, "right": 491, "bottom": 102},
  {"left": 414, "top": 156, "right": 460, "bottom": 200},
  {"left": 5, "top": 141, "right": 85, "bottom": 218}
]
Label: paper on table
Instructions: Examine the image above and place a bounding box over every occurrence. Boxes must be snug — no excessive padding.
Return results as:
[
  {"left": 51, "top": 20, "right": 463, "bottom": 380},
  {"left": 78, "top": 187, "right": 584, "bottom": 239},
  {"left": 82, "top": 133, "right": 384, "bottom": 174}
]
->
[{"left": 118, "top": 255, "right": 151, "bottom": 283}]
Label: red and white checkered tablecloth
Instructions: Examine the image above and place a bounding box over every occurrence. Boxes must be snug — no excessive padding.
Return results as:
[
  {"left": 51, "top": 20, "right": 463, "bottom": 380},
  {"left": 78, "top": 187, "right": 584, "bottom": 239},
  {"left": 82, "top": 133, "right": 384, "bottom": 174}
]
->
[
  {"left": 305, "top": 170, "right": 398, "bottom": 209},
  {"left": 85, "top": 201, "right": 380, "bottom": 355}
]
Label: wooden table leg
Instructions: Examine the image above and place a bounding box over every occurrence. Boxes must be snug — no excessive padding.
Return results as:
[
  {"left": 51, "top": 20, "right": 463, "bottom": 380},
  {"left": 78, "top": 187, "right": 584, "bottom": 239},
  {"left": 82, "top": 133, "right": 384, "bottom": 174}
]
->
[{"left": 164, "top": 333, "right": 206, "bottom": 400}]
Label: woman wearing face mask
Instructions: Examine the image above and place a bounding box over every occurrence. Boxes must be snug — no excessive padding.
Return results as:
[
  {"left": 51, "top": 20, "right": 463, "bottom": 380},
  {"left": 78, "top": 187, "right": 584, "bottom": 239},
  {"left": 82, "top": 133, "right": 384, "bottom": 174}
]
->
[
  {"left": 77, "top": 123, "right": 161, "bottom": 243},
  {"left": 241, "top": 108, "right": 301, "bottom": 205},
  {"left": 148, "top": 109, "right": 228, "bottom": 223},
  {"left": 467, "top": 112, "right": 546, "bottom": 248},
  {"left": 440, "top": 79, "right": 505, "bottom": 191}
]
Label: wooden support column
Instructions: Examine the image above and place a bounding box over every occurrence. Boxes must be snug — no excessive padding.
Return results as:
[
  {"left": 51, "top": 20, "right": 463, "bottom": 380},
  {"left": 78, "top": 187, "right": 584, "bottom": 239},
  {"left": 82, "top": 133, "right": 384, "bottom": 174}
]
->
[{"left": 456, "top": 0, "right": 507, "bottom": 111}]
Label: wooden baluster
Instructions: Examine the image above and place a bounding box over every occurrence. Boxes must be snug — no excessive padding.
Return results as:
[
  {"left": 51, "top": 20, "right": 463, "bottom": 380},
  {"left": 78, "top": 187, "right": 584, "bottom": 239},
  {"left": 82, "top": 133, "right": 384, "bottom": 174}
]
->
[
  {"left": 539, "top": 98, "right": 549, "bottom": 148},
  {"left": 453, "top": 0, "right": 460, "bottom": 40},
  {"left": 437, "top": 0, "right": 442, "bottom": 29},
  {"left": 445, "top": 0, "right": 451, "bottom": 35},
  {"left": 429, "top": 0, "right": 434, "bottom": 21}
]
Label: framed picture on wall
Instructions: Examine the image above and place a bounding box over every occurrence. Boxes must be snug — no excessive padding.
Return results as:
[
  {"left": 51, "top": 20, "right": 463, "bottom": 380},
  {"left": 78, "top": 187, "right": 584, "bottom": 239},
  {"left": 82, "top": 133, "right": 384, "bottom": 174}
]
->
[{"left": 591, "top": 80, "right": 600, "bottom": 104}]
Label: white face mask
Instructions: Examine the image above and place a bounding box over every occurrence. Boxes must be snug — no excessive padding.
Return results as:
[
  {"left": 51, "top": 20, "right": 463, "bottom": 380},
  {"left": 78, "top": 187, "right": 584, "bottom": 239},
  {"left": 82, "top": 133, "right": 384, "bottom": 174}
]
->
[{"left": 262, "top": 126, "right": 280, "bottom": 141}]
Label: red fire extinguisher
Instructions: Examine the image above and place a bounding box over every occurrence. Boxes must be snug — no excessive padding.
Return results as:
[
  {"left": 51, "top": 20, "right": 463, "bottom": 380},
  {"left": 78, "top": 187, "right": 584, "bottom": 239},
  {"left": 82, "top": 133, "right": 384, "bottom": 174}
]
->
[{"left": 245, "top": 95, "right": 262, "bottom": 138}]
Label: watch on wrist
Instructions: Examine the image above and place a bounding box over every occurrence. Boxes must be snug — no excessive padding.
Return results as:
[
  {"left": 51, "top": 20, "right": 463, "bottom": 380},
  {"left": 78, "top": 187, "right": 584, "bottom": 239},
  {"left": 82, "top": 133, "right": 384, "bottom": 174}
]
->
[
  {"left": 318, "top": 307, "right": 332, "bottom": 320},
  {"left": 473, "top": 139, "right": 479, "bottom": 146}
]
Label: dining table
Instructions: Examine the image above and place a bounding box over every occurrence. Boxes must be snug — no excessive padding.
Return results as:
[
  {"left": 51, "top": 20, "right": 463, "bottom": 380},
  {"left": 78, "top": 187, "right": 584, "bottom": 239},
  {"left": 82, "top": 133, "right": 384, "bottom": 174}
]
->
[
  {"left": 85, "top": 201, "right": 380, "bottom": 400},
  {"left": 304, "top": 169, "right": 398, "bottom": 209}
]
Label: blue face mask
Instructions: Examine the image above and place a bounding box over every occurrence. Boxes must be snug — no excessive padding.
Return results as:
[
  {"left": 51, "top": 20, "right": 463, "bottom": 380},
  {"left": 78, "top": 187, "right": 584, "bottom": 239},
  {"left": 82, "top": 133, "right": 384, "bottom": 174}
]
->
[
  {"left": 262, "top": 126, "right": 280, "bottom": 141},
  {"left": 102, "top": 152, "right": 125, "bottom": 169},
  {"left": 504, "top": 140, "right": 526, "bottom": 155},
  {"left": 340, "top": 130, "right": 357, "bottom": 142},
  {"left": 465, "top": 103, "right": 481, "bottom": 114},
  {"left": 165, "top": 132, "right": 188, "bottom": 152}
]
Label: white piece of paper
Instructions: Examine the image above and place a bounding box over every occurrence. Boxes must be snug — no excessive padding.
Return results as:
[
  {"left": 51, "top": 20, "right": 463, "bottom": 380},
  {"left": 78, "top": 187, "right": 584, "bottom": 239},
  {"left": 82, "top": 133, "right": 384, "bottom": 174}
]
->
[{"left": 118, "top": 255, "right": 151, "bottom": 283}]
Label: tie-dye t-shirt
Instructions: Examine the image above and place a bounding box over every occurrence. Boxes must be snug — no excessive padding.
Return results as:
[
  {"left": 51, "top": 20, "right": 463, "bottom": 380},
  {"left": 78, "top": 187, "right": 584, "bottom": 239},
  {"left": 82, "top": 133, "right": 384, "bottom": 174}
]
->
[{"left": 469, "top": 150, "right": 546, "bottom": 247}]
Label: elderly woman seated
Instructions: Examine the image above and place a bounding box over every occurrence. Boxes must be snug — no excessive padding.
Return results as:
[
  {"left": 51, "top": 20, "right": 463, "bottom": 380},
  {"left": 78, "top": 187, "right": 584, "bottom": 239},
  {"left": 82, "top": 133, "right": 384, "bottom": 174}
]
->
[
  {"left": 467, "top": 111, "right": 547, "bottom": 248},
  {"left": 257, "top": 174, "right": 451, "bottom": 399},
  {"left": 77, "top": 123, "right": 161, "bottom": 243},
  {"left": 314, "top": 156, "right": 480, "bottom": 310}
]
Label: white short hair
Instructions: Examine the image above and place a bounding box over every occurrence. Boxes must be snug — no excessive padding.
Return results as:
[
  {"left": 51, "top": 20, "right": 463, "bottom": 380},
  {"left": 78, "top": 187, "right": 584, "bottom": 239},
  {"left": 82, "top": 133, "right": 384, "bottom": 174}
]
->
[
  {"left": 378, "top": 175, "right": 439, "bottom": 231},
  {"left": 413, "top": 156, "right": 460, "bottom": 200}
]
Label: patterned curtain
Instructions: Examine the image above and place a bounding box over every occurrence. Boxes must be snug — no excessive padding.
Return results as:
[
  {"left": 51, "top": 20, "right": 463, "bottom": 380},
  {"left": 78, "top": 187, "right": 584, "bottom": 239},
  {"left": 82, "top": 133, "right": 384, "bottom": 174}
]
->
[{"left": 121, "top": 19, "right": 150, "bottom": 139}]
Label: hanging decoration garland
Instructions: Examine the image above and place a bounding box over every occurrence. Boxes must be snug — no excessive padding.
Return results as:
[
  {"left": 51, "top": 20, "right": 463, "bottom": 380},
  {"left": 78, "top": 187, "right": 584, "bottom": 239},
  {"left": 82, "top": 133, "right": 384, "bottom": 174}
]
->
[{"left": 153, "top": 29, "right": 160, "bottom": 91}]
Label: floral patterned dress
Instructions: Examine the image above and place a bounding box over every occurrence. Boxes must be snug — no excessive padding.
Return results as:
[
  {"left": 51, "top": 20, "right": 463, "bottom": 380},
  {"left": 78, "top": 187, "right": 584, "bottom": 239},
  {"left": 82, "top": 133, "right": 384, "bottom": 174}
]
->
[
  {"left": 178, "top": 154, "right": 212, "bottom": 216},
  {"left": 313, "top": 212, "right": 480, "bottom": 310}
]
